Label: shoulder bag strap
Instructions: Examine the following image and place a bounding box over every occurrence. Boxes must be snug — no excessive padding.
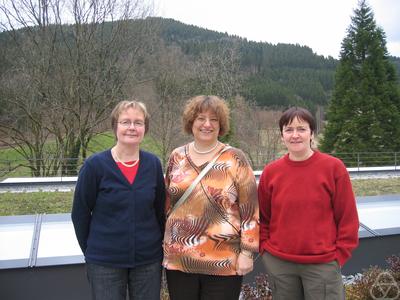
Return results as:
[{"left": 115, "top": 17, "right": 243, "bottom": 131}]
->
[{"left": 169, "top": 146, "right": 232, "bottom": 216}]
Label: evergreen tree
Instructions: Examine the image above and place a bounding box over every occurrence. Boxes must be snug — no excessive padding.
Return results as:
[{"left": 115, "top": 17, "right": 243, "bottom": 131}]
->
[{"left": 320, "top": 0, "right": 400, "bottom": 154}]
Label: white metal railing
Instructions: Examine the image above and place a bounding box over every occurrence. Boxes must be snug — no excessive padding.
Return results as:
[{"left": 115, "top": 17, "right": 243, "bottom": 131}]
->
[{"left": 1, "top": 152, "right": 399, "bottom": 179}]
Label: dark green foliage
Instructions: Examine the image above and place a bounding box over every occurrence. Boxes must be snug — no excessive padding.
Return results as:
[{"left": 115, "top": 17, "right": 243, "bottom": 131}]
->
[
  {"left": 149, "top": 17, "right": 337, "bottom": 109},
  {"left": 320, "top": 0, "right": 400, "bottom": 153},
  {"left": 1, "top": 13, "right": 400, "bottom": 171},
  {"left": 1, "top": 16, "right": 398, "bottom": 115},
  {"left": 389, "top": 56, "right": 400, "bottom": 80},
  {"left": 242, "top": 68, "right": 329, "bottom": 111}
]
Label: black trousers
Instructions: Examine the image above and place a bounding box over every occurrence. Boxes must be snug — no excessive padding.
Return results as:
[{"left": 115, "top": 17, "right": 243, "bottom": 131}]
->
[{"left": 166, "top": 269, "right": 243, "bottom": 300}]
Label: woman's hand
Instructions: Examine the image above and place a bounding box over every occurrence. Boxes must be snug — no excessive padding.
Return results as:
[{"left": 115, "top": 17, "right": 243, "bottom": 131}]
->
[{"left": 236, "top": 251, "right": 254, "bottom": 276}]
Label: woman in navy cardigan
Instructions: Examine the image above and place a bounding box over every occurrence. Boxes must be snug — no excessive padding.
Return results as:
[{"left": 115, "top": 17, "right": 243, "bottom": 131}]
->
[{"left": 72, "top": 100, "right": 166, "bottom": 300}]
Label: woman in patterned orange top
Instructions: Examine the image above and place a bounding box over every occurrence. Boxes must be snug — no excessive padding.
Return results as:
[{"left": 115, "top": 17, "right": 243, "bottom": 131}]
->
[{"left": 163, "top": 95, "right": 259, "bottom": 300}]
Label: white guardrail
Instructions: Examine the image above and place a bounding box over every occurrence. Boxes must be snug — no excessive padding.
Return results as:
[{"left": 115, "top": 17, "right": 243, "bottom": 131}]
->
[{"left": 0, "top": 166, "right": 399, "bottom": 193}]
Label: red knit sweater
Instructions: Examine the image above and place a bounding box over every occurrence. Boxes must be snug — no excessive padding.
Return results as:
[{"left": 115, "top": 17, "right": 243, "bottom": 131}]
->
[{"left": 258, "top": 151, "right": 359, "bottom": 266}]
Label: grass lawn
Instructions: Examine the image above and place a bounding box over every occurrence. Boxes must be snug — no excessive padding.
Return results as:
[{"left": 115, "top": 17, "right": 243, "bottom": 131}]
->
[
  {"left": 351, "top": 177, "right": 400, "bottom": 196},
  {"left": 0, "top": 177, "right": 399, "bottom": 216},
  {"left": 0, "top": 192, "right": 73, "bottom": 216},
  {"left": 0, "top": 132, "right": 162, "bottom": 179}
]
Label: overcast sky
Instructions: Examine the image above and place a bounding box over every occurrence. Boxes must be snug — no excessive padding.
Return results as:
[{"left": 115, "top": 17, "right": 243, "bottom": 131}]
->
[{"left": 154, "top": 0, "right": 400, "bottom": 59}]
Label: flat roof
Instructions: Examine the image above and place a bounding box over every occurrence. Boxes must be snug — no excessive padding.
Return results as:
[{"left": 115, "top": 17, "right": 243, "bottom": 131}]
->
[
  {"left": 0, "top": 214, "right": 84, "bottom": 269},
  {"left": 1, "top": 194, "right": 399, "bottom": 269}
]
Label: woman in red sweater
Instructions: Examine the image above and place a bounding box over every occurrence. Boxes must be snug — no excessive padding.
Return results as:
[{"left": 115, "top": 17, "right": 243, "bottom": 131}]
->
[{"left": 258, "top": 107, "right": 359, "bottom": 300}]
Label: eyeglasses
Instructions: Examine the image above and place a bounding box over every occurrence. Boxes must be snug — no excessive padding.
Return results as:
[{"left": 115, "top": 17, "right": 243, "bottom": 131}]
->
[{"left": 118, "top": 120, "right": 145, "bottom": 128}]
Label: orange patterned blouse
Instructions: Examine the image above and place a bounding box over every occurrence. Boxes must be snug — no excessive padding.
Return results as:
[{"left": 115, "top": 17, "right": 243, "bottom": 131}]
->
[{"left": 163, "top": 143, "right": 259, "bottom": 276}]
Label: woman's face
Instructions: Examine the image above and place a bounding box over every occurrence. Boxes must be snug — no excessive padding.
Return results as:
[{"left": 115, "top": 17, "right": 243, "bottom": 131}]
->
[
  {"left": 115, "top": 107, "right": 145, "bottom": 147},
  {"left": 192, "top": 110, "right": 220, "bottom": 144},
  {"left": 281, "top": 117, "right": 313, "bottom": 156}
]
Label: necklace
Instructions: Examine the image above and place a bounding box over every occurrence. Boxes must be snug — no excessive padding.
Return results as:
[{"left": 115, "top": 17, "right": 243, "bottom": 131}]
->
[
  {"left": 113, "top": 149, "right": 139, "bottom": 168},
  {"left": 192, "top": 141, "right": 219, "bottom": 154}
]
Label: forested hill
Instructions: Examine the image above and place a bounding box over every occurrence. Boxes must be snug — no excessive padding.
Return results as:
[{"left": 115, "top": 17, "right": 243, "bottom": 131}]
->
[
  {"left": 153, "top": 17, "right": 337, "bottom": 110},
  {"left": 151, "top": 17, "right": 400, "bottom": 110},
  {"left": 1, "top": 16, "right": 398, "bottom": 111}
]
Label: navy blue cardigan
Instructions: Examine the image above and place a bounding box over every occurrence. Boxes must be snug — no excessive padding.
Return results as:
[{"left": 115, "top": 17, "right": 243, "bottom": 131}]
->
[{"left": 71, "top": 149, "right": 166, "bottom": 268}]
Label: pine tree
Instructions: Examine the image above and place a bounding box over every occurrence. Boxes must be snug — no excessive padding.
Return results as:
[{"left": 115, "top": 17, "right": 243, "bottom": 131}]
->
[{"left": 320, "top": 0, "right": 400, "bottom": 154}]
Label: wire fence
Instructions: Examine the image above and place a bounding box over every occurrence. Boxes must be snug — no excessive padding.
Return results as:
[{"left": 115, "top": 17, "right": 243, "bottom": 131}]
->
[
  {"left": 250, "top": 151, "right": 400, "bottom": 171},
  {"left": 330, "top": 152, "right": 399, "bottom": 168},
  {"left": 0, "top": 152, "right": 399, "bottom": 179},
  {"left": 0, "top": 158, "right": 81, "bottom": 179}
]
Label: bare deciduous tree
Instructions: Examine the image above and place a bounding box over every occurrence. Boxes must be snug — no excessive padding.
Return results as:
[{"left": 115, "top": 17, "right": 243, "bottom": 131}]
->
[
  {"left": 133, "top": 42, "right": 193, "bottom": 167},
  {"left": 193, "top": 40, "right": 242, "bottom": 101},
  {"left": 0, "top": 0, "right": 155, "bottom": 176},
  {"left": 231, "top": 97, "right": 282, "bottom": 170}
]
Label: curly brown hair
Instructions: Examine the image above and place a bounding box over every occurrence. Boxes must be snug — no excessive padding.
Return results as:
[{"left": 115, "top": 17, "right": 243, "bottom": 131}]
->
[{"left": 182, "top": 95, "right": 230, "bottom": 136}]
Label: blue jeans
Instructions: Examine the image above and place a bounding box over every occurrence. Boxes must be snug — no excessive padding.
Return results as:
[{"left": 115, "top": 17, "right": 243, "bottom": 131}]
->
[{"left": 86, "top": 261, "right": 162, "bottom": 300}]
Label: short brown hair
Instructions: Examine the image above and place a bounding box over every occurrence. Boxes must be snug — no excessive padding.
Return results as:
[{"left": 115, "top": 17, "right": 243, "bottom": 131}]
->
[
  {"left": 279, "top": 107, "right": 316, "bottom": 134},
  {"left": 182, "top": 95, "right": 230, "bottom": 136},
  {"left": 111, "top": 100, "right": 150, "bottom": 135}
]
